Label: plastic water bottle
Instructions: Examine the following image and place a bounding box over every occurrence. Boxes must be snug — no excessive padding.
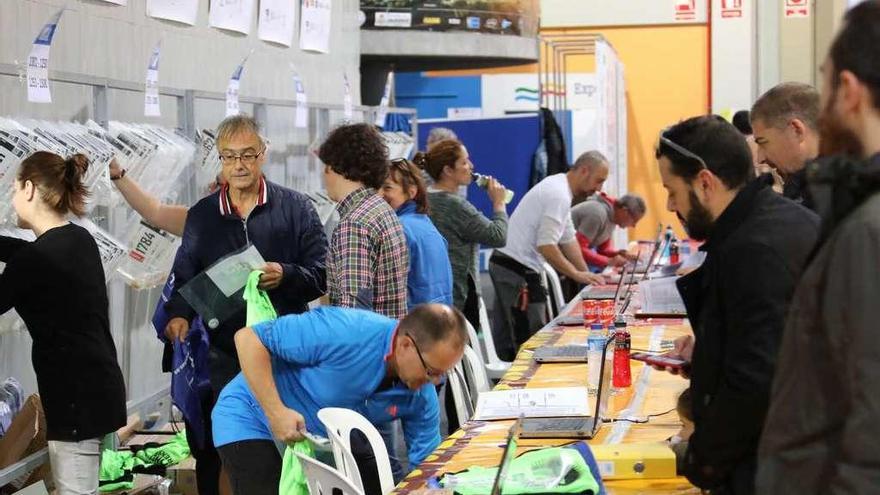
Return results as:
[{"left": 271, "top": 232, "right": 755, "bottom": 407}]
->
[
  {"left": 587, "top": 324, "right": 605, "bottom": 394},
  {"left": 662, "top": 225, "right": 674, "bottom": 260},
  {"left": 472, "top": 172, "right": 515, "bottom": 204}
]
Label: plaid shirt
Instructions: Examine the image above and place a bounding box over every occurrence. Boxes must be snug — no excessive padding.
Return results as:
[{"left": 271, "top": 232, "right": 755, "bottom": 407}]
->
[{"left": 328, "top": 187, "right": 408, "bottom": 319}]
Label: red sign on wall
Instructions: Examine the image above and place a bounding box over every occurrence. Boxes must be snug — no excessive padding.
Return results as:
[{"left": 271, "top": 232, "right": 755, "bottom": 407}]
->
[
  {"left": 785, "top": 0, "right": 810, "bottom": 18},
  {"left": 675, "top": 0, "right": 697, "bottom": 21},
  {"left": 722, "top": 0, "right": 744, "bottom": 18}
]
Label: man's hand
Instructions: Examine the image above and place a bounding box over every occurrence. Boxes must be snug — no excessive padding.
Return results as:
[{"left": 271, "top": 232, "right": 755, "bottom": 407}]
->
[
  {"left": 165, "top": 317, "right": 190, "bottom": 343},
  {"left": 267, "top": 406, "right": 307, "bottom": 443},
  {"left": 608, "top": 254, "right": 628, "bottom": 267},
  {"left": 258, "top": 262, "right": 284, "bottom": 290},
  {"left": 573, "top": 271, "right": 605, "bottom": 285},
  {"left": 652, "top": 335, "right": 694, "bottom": 378},
  {"left": 617, "top": 249, "right": 639, "bottom": 261}
]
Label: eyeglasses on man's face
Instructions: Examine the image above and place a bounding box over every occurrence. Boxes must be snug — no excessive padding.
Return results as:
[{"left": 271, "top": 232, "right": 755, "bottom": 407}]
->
[
  {"left": 408, "top": 334, "right": 444, "bottom": 379},
  {"left": 219, "top": 147, "right": 266, "bottom": 165}
]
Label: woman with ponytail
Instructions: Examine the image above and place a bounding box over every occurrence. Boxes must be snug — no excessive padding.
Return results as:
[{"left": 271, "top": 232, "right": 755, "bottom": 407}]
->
[
  {"left": 2, "top": 151, "right": 126, "bottom": 494},
  {"left": 415, "top": 139, "right": 509, "bottom": 329}
]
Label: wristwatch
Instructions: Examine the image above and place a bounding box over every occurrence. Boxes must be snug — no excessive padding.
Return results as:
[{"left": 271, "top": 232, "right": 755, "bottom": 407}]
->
[{"left": 110, "top": 168, "right": 126, "bottom": 181}]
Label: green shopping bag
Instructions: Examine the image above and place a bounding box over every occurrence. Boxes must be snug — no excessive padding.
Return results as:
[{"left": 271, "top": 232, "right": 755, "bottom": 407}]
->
[
  {"left": 279, "top": 440, "right": 316, "bottom": 495},
  {"left": 244, "top": 270, "right": 278, "bottom": 326}
]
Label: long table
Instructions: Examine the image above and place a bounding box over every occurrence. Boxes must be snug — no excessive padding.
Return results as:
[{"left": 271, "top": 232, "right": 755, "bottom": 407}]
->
[{"left": 392, "top": 296, "right": 699, "bottom": 494}]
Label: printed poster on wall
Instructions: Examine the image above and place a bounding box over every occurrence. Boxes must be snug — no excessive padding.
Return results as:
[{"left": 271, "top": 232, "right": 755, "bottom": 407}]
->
[
  {"left": 300, "top": 0, "right": 331, "bottom": 53},
  {"left": 259, "top": 0, "right": 296, "bottom": 46},
  {"left": 210, "top": 0, "right": 256, "bottom": 34},
  {"left": 784, "top": 0, "right": 809, "bottom": 18},
  {"left": 674, "top": 0, "right": 696, "bottom": 21},
  {"left": 147, "top": 0, "right": 199, "bottom": 25},
  {"left": 27, "top": 9, "right": 64, "bottom": 104},
  {"left": 721, "top": 0, "right": 743, "bottom": 18}
]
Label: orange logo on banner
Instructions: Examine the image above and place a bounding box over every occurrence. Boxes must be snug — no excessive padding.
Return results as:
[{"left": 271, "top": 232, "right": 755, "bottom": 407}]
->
[
  {"left": 675, "top": 0, "right": 696, "bottom": 21},
  {"left": 785, "top": 0, "right": 810, "bottom": 18},
  {"left": 722, "top": 0, "right": 743, "bottom": 18}
]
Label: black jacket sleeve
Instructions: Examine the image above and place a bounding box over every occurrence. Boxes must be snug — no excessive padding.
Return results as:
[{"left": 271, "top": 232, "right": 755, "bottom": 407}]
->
[
  {"left": 0, "top": 236, "right": 28, "bottom": 263},
  {"left": 685, "top": 244, "right": 794, "bottom": 487},
  {"left": 164, "top": 214, "right": 201, "bottom": 322},
  {"left": 277, "top": 197, "right": 328, "bottom": 303}
]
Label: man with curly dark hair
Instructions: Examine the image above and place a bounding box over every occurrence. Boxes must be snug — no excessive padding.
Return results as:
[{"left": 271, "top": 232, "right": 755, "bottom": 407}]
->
[
  {"left": 319, "top": 123, "right": 408, "bottom": 319},
  {"left": 318, "top": 123, "right": 411, "bottom": 490}
]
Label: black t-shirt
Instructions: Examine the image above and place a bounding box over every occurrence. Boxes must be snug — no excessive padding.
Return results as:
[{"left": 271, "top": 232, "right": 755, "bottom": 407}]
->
[{"left": 0, "top": 223, "right": 126, "bottom": 441}]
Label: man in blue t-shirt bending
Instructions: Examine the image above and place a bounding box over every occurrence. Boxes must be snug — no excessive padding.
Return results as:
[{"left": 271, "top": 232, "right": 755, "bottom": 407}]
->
[{"left": 212, "top": 303, "right": 467, "bottom": 494}]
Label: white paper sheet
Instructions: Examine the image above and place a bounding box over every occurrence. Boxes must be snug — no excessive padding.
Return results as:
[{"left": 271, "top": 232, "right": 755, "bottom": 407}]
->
[
  {"left": 146, "top": 0, "right": 199, "bottom": 25},
  {"left": 299, "top": 0, "right": 331, "bottom": 53},
  {"left": 474, "top": 387, "right": 591, "bottom": 421},
  {"left": 258, "top": 0, "right": 296, "bottom": 46},
  {"left": 27, "top": 9, "right": 63, "bottom": 104},
  {"left": 342, "top": 72, "right": 353, "bottom": 121},
  {"left": 209, "top": 0, "right": 256, "bottom": 34},
  {"left": 225, "top": 54, "right": 250, "bottom": 117},
  {"left": 374, "top": 71, "right": 393, "bottom": 127},
  {"left": 637, "top": 277, "right": 687, "bottom": 315},
  {"left": 100, "top": 0, "right": 128, "bottom": 5},
  {"left": 206, "top": 245, "right": 266, "bottom": 297},
  {"left": 294, "top": 73, "right": 308, "bottom": 128},
  {"left": 144, "top": 42, "right": 161, "bottom": 117}
]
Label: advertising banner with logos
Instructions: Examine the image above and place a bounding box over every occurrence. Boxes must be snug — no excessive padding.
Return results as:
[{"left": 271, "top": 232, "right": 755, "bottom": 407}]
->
[{"left": 360, "top": 0, "right": 536, "bottom": 35}]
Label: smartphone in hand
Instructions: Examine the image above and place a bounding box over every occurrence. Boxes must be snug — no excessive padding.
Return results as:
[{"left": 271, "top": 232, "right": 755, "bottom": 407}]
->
[{"left": 630, "top": 352, "right": 690, "bottom": 371}]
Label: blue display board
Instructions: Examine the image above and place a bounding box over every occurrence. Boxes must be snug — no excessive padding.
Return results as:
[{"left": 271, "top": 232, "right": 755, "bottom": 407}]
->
[{"left": 418, "top": 115, "right": 540, "bottom": 219}]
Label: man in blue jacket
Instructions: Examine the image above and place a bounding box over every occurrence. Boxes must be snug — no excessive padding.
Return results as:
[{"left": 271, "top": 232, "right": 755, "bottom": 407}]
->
[
  {"left": 164, "top": 114, "right": 328, "bottom": 495},
  {"left": 213, "top": 304, "right": 467, "bottom": 495}
]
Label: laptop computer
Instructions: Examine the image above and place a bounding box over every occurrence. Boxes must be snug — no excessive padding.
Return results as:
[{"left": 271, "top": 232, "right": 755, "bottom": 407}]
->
[
  {"left": 490, "top": 416, "right": 523, "bottom": 495},
  {"left": 579, "top": 266, "right": 626, "bottom": 300},
  {"left": 521, "top": 336, "right": 613, "bottom": 438},
  {"left": 532, "top": 344, "right": 591, "bottom": 363}
]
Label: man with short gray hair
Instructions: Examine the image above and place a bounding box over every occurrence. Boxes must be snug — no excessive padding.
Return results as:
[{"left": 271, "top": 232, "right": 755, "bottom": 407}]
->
[
  {"left": 164, "top": 114, "right": 328, "bottom": 494},
  {"left": 751, "top": 82, "right": 821, "bottom": 204},
  {"left": 572, "top": 193, "right": 646, "bottom": 270},
  {"left": 426, "top": 127, "right": 458, "bottom": 150}
]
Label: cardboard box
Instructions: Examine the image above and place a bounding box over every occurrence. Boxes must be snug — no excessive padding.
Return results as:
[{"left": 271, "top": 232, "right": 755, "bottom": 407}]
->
[{"left": 167, "top": 457, "right": 197, "bottom": 495}]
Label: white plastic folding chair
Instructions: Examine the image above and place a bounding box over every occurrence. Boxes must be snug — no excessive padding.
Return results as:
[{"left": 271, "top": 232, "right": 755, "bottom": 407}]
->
[
  {"left": 296, "top": 453, "right": 365, "bottom": 495},
  {"left": 317, "top": 407, "right": 395, "bottom": 495},
  {"left": 477, "top": 296, "right": 512, "bottom": 379},
  {"left": 542, "top": 261, "right": 566, "bottom": 319},
  {"left": 446, "top": 363, "right": 474, "bottom": 424},
  {"left": 461, "top": 345, "right": 491, "bottom": 398}
]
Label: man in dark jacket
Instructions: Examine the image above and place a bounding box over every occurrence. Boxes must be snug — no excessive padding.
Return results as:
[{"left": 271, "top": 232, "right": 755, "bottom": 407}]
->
[
  {"left": 655, "top": 115, "right": 819, "bottom": 494},
  {"left": 757, "top": 3, "right": 880, "bottom": 492},
  {"left": 164, "top": 114, "right": 328, "bottom": 494},
  {"left": 750, "top": 82, "right": 821, "bottom": 206}
]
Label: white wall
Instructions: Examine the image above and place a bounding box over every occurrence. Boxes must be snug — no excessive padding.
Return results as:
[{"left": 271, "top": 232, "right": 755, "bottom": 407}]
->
[
  {"left": 0, "top": 0, "right": 361, "bottom": 122},
  {"left": 541, "top": 0, "right": 708, "bottom": 28}
]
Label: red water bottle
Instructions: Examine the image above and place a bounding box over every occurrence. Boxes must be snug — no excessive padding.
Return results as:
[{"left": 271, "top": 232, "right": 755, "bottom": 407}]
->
[
  {"left": 669, "top": 239, "right": 680, "bottom": 265},
  {"left": 612, "top": 323, "right": 632, "bottom": 388}
]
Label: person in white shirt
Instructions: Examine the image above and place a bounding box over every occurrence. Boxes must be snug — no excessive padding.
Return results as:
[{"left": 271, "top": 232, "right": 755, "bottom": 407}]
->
[{"left": 488, "top": 150, "right": 608, "bottom": 361}]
